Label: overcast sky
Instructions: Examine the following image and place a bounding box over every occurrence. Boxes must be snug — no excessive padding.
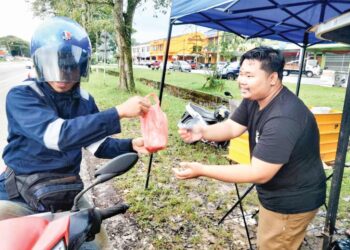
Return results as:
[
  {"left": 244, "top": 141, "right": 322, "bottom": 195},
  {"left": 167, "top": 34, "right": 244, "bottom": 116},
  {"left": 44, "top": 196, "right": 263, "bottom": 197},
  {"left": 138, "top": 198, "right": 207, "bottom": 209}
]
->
[
  {"left": 0, "top": 0, "right": 42, "bottom": 41},
  {"left": 0, "top": 0, "right": 208, "bottom": 43}
]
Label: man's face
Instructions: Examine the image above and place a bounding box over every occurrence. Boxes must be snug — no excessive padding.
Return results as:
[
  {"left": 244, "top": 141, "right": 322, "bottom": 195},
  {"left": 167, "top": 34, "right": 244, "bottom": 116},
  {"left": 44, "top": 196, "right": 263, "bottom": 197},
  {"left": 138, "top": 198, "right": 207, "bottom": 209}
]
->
[
  {"left": 237, "top": 59, "right": 275, "bottom": 101},
  {"left": 48, "top": 82, "right": 76, "bottom": 93}
]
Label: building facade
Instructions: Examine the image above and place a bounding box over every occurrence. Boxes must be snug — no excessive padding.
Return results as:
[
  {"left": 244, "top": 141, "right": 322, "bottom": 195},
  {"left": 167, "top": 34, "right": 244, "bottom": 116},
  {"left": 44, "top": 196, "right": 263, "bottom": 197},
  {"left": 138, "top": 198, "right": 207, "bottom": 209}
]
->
[
  {"left": 132, "top": 43, "right": 151, "bottom": 65},
  {"left": 132, "top": 32, "right": 209, "bottom": 64}
]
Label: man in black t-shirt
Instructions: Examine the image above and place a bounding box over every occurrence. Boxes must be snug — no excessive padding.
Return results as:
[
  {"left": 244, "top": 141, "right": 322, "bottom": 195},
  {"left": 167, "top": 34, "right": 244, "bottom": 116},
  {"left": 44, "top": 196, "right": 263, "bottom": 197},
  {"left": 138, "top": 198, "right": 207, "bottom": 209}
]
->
[{"left": 173, "top": 46, "right": 326, "bottom": 250}]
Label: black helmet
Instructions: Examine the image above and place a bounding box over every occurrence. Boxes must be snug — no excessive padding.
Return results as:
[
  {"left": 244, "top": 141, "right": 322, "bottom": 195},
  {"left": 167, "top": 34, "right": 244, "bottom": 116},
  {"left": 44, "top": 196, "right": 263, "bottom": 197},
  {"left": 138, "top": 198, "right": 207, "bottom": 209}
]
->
[{"left": 31, "top": 16, "right": 91, "bottom": 83}]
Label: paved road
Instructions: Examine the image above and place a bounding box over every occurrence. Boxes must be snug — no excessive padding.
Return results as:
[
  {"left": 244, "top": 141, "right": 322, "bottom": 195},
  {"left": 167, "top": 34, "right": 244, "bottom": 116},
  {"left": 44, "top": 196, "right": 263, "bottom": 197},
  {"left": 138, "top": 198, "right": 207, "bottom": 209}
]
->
[
  {"left": 282, "top": 74, "right": 333, "bottom": 87},
  {"left": 0, "top": 61, "right": 28, "bottom": 170}
]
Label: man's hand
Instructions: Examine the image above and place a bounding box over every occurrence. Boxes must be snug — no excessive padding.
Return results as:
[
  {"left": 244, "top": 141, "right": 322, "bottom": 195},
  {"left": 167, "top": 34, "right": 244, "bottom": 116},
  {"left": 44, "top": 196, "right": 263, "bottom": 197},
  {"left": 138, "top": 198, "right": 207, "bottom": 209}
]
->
[
  {"left": 132, "top": 137, "right": 150, "bottom": 154},
  {"left": 116, "top": 96, "right": 151, "bottom": 118},
  {"left": 172, "top": 162, "right": 203, "bottom": 179},
  {"left": 178, "top": 124, "right": 204, "bottom": 143}
]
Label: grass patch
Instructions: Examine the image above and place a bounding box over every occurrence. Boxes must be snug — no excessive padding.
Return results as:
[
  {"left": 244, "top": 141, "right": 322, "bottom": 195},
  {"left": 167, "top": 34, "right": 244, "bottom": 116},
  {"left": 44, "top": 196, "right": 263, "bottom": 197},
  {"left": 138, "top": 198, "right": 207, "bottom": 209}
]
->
[
  {"left": 83, "top": 70, "right": 350, "bottom": 248},
  {"left": 85, "top": 72, "right": 239, "bottom": 248},
  {"left": 132, "top": 68, "right": 347, "bottom": 110}
]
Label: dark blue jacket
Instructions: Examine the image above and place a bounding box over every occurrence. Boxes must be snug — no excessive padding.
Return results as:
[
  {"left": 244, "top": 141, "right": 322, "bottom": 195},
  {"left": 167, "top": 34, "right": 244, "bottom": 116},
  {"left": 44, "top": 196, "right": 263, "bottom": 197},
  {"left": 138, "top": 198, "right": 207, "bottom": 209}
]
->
[{"left": 2, "top": 81, "right": 134, "bottom": 175}]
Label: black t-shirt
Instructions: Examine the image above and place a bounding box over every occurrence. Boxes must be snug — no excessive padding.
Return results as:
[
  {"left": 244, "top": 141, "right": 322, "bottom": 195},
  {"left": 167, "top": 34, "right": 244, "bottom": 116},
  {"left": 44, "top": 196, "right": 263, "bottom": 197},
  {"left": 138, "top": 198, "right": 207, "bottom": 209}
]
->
[{"left": 231, "top": 86, "right": 326, "bottom": 213}]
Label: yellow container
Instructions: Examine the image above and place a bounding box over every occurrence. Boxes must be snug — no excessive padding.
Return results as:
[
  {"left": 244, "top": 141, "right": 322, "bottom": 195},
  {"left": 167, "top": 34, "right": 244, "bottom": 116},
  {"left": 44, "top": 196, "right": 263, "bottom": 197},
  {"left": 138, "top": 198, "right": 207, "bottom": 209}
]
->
[
  {"left": 315, "top": 110, "right": 342, "bottom": 163},
  {"left": 228, "top": 133, "right": 250, "bottom": 164},
  {"left": 228, "top": 110, "right": 342, "bottom": 164}
]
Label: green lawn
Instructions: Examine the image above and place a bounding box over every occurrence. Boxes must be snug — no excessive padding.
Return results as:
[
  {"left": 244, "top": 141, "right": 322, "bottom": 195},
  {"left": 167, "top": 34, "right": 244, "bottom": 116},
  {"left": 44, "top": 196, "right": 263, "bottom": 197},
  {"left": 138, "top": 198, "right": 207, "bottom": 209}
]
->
[
  {"left": 133, "top": 68, "right": 347, "bottom": 110},
  {"left": 83, "top": 70, "right": 350, "bottom": 248}
]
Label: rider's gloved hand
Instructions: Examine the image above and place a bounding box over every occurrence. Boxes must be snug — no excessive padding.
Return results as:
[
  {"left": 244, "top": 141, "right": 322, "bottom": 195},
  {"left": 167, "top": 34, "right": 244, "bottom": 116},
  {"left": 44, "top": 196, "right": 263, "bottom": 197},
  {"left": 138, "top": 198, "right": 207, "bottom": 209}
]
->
[
  {"left": 132, "top": 137, "right": 150, "bottom": 154},
  {"left": 116, "top": 96, "right": 151, "bottom": 118}
]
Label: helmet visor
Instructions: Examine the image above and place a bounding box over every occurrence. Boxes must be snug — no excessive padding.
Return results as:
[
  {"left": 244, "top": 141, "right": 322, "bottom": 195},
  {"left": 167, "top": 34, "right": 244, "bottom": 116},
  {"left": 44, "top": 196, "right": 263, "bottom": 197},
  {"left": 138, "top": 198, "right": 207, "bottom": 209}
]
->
[{"left": 33, "top": 44, "right": 90, "bottom": 83}]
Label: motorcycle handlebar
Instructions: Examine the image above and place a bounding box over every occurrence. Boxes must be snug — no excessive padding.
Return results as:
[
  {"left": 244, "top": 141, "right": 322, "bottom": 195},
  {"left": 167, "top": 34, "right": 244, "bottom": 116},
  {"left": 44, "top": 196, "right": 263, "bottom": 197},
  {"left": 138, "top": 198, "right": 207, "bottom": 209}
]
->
[{"left": 99, "top": 204, "right": 130, "bottom": 220}]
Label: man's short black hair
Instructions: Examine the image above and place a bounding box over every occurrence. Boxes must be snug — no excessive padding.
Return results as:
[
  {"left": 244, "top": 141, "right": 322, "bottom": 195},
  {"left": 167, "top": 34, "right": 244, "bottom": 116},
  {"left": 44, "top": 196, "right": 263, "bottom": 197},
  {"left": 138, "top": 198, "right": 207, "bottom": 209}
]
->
[{"left": 240, "top": 46, "right": 285, "bottom": 80}]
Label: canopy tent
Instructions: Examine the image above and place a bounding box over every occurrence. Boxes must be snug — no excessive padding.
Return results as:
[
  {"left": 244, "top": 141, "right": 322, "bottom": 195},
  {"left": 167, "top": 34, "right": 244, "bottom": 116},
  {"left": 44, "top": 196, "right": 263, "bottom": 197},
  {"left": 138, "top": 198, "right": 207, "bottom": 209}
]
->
[
  {"left": 172, "top": 0, "right": 340, "bottom": 44},
  {"left": 145, "top": 2, "right": 350, "bottom": 248},
  {"left": 170, "top": 0, "right": 350, "bottom": 95}
]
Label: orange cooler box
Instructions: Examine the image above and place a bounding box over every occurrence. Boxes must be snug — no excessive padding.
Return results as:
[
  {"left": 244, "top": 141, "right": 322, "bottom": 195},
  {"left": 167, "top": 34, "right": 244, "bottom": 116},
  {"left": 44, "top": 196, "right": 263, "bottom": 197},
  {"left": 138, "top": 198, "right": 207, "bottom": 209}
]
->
[
  {"left": 228, "top": 110, "right": 342, "bottom": 164},
  {"left": 315, "top": 110, "right": 342, "bottom": 163}
]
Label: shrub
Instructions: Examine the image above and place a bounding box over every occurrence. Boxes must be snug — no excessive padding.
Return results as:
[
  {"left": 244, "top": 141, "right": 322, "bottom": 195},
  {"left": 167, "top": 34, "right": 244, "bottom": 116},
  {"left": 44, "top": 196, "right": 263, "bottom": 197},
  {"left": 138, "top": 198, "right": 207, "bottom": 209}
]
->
[{"left": 202, "top": 65, "right": 225, "bottom": 90}]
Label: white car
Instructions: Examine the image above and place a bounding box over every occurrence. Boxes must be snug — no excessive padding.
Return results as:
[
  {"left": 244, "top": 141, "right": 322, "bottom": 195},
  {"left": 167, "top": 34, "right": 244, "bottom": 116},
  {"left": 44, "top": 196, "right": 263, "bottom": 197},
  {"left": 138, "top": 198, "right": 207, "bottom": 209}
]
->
[
  {"left": 216, "top": 61, "right": 228, "bottom": 73},
  {"left": 172, "top": 60, "right": 191, "bottom": 72},
  {"left": 160, "top": 61, "right": 173, "bottom": 70}
]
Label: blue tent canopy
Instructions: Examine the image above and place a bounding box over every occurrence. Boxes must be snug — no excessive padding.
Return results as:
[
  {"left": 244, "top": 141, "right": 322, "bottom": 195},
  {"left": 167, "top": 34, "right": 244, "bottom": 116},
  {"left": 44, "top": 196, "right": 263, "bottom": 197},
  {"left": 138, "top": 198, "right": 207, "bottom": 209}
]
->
[
  {"left": 169, "top": 1, "right": 350, "bottom": 97},
  {"left": 171, "top": 0, "right": 350, "bottom": 46}
]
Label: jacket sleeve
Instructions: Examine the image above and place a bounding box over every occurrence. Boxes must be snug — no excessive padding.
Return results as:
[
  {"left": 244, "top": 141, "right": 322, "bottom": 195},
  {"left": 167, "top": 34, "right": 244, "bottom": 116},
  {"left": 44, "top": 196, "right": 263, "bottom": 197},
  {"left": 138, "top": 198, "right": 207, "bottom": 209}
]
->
[
  {"left": 6, "top": 87, "right": 122, "bottom": 152},
  {"left": 90, "top": 137, "right": 135, "bottom": 159},
  {"left": 84, "top": 98, "right": 136, "bottom": 158}
]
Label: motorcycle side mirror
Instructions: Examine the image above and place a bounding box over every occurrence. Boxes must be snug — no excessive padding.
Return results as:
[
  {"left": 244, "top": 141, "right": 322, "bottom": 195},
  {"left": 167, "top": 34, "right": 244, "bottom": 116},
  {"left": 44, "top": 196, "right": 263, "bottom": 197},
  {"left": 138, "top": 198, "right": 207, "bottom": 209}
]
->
[
  {"left": 71, "top": 153, "right": 138, "bottom": 212},
  {"left": 224, "top": 91, "right": 233, "bottom": 98},
  {"left": 94, "top": 153, "right": 139, "bottom": 184}
]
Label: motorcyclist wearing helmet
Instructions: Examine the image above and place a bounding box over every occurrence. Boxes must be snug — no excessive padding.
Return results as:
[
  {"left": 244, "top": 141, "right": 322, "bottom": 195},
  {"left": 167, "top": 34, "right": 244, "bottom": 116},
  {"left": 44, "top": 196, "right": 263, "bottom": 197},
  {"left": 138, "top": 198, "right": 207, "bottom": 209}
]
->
[{"left": 0, "top": 16, "right": 150, "bottom": 248}]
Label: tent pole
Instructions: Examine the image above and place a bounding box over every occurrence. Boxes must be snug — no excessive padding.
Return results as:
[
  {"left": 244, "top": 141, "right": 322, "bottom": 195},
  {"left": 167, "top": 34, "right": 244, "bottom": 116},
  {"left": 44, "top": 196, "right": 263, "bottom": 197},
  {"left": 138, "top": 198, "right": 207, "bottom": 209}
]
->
[
  {"left": 145, "top": 20, "right": 174, "bottom": 189},
  {"left": 322, "top": 76, "right": 350, "bottom": 249},
  {"left": 158, "top": 21, "right": 174, "bottom": 104},
  {"left": 295, "top": 33, "right": 309, "bottom": 97},
  {"left": 295, "top": 46, "right": 306, "bottom": 96}
]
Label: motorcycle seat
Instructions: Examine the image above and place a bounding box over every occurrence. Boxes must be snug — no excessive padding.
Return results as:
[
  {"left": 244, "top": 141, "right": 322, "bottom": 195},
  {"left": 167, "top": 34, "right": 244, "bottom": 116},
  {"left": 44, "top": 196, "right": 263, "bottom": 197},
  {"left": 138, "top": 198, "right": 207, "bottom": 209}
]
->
[{"left": 187, "top": 103, "right": 216, "bottom": 120}]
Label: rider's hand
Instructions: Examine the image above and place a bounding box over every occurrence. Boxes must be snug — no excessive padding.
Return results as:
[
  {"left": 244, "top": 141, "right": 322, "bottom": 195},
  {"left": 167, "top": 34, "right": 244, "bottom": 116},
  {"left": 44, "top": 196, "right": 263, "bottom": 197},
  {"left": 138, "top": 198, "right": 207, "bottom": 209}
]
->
[
  {"left": 172, "top": 162, "right": 203, "bottom": 179},
  {"left": 116, "top": 96, "right": 151, "bottom": 118},
  {"left": 178, "top": 124, "right": 204, "bottom": 143},
  {"left": 132, "top": 137, "right": 150, "bottom": 154}
]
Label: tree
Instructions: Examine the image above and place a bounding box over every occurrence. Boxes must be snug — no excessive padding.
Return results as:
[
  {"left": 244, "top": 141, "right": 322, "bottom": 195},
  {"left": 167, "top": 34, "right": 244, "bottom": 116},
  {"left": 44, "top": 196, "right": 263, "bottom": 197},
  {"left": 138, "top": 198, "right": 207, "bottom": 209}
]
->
[
  {"left": 218, "top": 32, "right": 267, "bottom": 61},
  {"left": 0, "top": 36, "right": 30, "bottom": 57},
  {"left": 108, "top": 0, "right": 169, "bottom": 91},
  {"left": 28, "top": 0, "right": 169, "bottom": 92}
]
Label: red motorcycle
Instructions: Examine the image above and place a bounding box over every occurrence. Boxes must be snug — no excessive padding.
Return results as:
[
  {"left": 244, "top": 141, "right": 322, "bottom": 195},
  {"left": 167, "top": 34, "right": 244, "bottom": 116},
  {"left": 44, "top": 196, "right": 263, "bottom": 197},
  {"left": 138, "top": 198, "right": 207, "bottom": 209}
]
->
[{"left": 0, "top": 153, "right": 138, "bottom": 250}]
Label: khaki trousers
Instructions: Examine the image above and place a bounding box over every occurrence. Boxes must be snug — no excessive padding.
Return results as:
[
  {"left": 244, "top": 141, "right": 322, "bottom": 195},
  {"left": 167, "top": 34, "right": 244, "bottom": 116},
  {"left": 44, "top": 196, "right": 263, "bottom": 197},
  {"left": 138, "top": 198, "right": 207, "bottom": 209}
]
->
[{"left": 257, "top": 205, "right": 318, "bottom": 250}]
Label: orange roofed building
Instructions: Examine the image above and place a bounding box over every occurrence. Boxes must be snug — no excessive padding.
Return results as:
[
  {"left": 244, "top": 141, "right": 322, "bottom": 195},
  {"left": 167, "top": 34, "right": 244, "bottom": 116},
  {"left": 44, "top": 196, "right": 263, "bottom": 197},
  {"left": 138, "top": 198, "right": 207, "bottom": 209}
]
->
[{"left": 134, "top": 32, "right": 210, "bottom": 64}]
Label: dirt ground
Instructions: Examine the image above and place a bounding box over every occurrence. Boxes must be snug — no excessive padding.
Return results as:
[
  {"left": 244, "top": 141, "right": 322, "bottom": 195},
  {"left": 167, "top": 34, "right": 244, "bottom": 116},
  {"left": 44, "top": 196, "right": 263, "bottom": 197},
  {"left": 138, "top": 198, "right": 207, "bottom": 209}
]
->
[
  {"left": 81, "top": 151, "right": 348, "bottom": 250},
  {"left": 81, "top": 152, "right": 150, "bottom": 250}
]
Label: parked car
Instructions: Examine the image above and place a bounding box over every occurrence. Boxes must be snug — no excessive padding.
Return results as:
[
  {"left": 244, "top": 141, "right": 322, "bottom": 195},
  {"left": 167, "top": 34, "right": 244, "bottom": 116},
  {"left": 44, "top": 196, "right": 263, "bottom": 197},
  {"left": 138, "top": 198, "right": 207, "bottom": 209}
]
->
[
  {"left": 150, "top": 60, "right": 161, "bottom": 70},
  {"left": 186, "top": 60, "right": 204, "bottom": 69},
  {"left": 187, "top": 60, "right": 197, "bottom": 69},
  {"left": 160, "top": 61, "right": 173, "bottom": 70},
  {"left": 283, "top": 59, "right": 321, "bottom": 78},
  {"left": 219, "top": 61, "right": 240, "bottom": 80},
  {"left": 172, "top": 60, "right": 191, "bottom": 72},
  {"left": 197, "top": 63, "right": 205, "bottom": 69},
  {"left": 139, "top": 60, "right": 149, "bottom": 66},
  {"left": 216, "top": 61, "right": 228, "bottom": 72}
]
